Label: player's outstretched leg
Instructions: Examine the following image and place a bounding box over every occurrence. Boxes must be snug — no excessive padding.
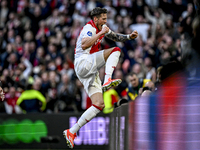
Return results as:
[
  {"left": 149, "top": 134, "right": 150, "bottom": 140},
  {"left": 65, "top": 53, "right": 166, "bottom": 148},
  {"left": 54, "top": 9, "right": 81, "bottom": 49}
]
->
[
  {"left": 63, "top": 105, "right": 102, "bottom": 148},
  {"left": 63, "top": 129, "right": 77, "bottom": 149}
]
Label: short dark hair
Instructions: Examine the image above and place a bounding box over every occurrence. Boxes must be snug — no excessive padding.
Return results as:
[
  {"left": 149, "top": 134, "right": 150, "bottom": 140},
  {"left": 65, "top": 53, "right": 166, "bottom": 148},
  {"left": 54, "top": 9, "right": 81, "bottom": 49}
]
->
[
  {"left": 90, "top": 7, "right": 107, "bottom": 20},
  {"left": 128, "top": 72, "right": 137, "bottom": 77}
]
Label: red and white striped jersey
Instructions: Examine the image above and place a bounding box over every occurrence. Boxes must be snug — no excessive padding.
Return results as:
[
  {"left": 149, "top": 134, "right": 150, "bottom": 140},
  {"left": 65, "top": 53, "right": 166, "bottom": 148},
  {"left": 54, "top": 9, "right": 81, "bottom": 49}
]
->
[{"left": 74, "top": 20, "right": 104, "bottom": 59}]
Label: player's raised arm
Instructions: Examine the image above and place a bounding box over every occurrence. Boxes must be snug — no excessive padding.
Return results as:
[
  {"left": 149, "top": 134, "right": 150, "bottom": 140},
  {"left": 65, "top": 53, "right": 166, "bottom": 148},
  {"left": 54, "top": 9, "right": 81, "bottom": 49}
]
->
[
  {"left": 105, "top": 30, "right": 138, "bottom": 42},
  {"left": 81, "top": 26, "right": 109, "bottom": 50}
]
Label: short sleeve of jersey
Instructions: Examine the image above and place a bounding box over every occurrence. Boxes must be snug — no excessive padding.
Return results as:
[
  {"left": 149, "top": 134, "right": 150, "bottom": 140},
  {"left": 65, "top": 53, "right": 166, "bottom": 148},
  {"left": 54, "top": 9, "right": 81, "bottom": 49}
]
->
[{"left": 81, "top": 24, "right": 96, "bottom": 38}]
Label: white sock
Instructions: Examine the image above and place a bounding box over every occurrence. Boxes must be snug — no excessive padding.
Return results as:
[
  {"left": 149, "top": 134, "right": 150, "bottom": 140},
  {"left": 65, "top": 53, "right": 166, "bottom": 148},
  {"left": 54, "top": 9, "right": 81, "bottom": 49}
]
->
[
  {"left": 69, "top": 105, "right": 101, "bottom": 134},
  {"left": 69, "top": 123, "right": 80, "bottom": 134},
  {"left": 104, "top": 51, "right": 120, "bottom": 84}
]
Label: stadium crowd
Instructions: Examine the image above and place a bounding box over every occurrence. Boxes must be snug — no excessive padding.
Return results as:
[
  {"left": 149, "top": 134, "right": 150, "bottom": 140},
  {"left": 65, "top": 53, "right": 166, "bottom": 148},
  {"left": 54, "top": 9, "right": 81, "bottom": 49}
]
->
[{"left": 0, "top": 0, "right": 196, "bottom": 114}]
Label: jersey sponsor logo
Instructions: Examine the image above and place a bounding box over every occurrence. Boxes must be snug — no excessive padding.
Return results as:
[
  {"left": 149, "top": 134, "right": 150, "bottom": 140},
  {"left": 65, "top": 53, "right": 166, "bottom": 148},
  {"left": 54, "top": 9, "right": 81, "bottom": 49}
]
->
[
  {"left": 87, "top": 31, "right": 92, "bottom": 36},
  {"left": 94, "top": 38, "right": 103, "bottom": 45}
]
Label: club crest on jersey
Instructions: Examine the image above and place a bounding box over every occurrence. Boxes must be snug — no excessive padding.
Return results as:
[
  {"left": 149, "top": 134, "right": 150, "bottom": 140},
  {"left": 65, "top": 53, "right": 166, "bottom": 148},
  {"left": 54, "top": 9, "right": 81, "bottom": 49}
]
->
[{"left": 87, "top": 31, "right": 92, "bottom": 36}]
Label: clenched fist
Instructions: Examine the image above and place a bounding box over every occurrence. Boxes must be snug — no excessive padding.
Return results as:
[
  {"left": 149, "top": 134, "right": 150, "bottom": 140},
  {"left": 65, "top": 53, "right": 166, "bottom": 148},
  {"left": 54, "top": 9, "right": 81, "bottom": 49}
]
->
[{"left": 130, "top": 30, "right": 138, "bottom": 39}]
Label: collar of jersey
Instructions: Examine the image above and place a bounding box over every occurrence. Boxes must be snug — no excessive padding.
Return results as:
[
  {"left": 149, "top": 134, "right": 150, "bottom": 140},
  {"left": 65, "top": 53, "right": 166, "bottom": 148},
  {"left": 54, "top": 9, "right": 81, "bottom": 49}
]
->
[{"left": 87, "top": 20, "right": 100, "bottom": 33}]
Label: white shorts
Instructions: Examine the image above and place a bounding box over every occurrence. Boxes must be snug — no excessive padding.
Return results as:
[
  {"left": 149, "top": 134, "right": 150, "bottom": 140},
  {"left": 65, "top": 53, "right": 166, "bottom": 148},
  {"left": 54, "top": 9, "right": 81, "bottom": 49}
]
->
[{"left": 74, "top": 50, "right": 105, "bottom": 97}]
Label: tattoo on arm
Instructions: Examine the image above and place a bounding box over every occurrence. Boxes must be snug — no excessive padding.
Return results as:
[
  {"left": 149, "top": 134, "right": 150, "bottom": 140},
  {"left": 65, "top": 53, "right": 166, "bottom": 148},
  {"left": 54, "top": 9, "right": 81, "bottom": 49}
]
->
[{"left": 105, "top": 31, "right": 129, "bottom": 42}]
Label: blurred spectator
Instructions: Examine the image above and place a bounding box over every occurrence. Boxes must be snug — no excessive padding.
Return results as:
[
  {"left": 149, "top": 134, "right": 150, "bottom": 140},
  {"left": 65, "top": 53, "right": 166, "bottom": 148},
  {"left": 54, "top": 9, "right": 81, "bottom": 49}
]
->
[
  {"left": 74, "top": 77, "right": 89, "bottom": 111},
  {"left": 46, "top": 8, "right": 60, "bottom": 31},
  {"left": 181, "top": 3, "right": 195, "bottom": 19},
  {"left": 56, "top": 73, "right": 76, "bottom": 112},
  {"left": 0, "top": 85, "right": 5, "bottom": 101},
  {"left": 103, "top": 87, "right": 119, "bottom": 114},
  {"left": 17, "top": 0, "right": 29, "bottom": 14},
  {"left": 155, "top": 66, "right": 163, "bottom": 87},
  {"left": 0, "top": 43, "right": 14, "bottom": 70},
  {"left": 113, "top": 0, "right": 132, "bottom": 17},
  {"left": 164, "top": 14, "right": 179, "bottom": 38},
  {"left": 12, "top": 57, "right": 33, "bottom": 87},
  {"left": 159, "top": 0, "right": 172, "bottom": 14},
  {"left": 123, "top": 16, "right": 133, "bottom": 30},
  {"left": 32, "top": 46, "right": 46, "bottom": 67},
  {"left": 14, "top": 35, "right": 23, "bottom": 55},
  {"left": 128, "top": 46, "right": 144, "bottom": 68},
  {"left": 58, "top": 0, "right": 69, "bottom": 14},
  {"left": 75, "top": 0, "right": 87, "bottom": 17},
  {"left": 0, "top": 86, "right": 5, "bottom": 112},
  {"left": 0, "top": 69, "right": 13, "bottom": 91},
  {"left": 24, "top": 3, "right": 43, "bottom": 35},
  {"left": 6, "top": 12, "right": 17, "bottom": 30},
  {"left": 45, "top": 70, "right": 59, "bottom": 113},
  {"left": 113, "top": 14, "right": 124, "bottom": 33},
  {"left": 4, "top": 86, "right": 22, "bottom": 114},
  {"left": 143, "top": 37, "right": 156, "bottom": 59},
  {"left": 58, "top": 0, "right": 75, "bottom": 16},
  {"left": 130, "top": 15, "right": 150, "bottom": 42},
  {"left": 55, "top": 14, "right": 72, "bottom": 32},
  {"left": 55, "top": 31, "right": 67, "bottom": 49},
  {"left": 67, "top": 19, "right": 82, "bottom": 47},
  {"left": 60, "top": 61, "right": 74, "bottom": 80},
  {"left": 113, "top": 69, "right": 128, "bottom": 98},
  {"left": 131, "top": 63, "right": 145, "bottom": 79},
  {"left": 40, "top": 71, "right": 50, "bottom": 96},
  {"left": 139, "top": 80, "right": 156, "bottom": 95},
  {"left": 36, "top": 29, "right": 48, "bottom": 48},
  {"left": 87, "top": 0, "right": 97, "bottom": 12},
  {"left": 22, "top": 42, "right": 31, "bottom": 59},
  {"left": 46, "top": 43, "right": 60, "bottom": 60},
  {"left": 125, "top": 72, "right": 150, "bottom": 101},
  {"left": 6, "top": 29, "right": 15, "bottom": 43},
  {"left": 103, "top": 0, "right": 117, "bottom": 29},
  {"left": 6, "top": 52, "right": 19, "bottom": 71},
  {"left": 132, "top": 0, "right": 147, "bottom": 21},
  {"left": 16, "top": 77, "right": 46, "bottom": 113},
  {"left": 35, "top": 20, "right": 50, "bottom": 40},
  {"left": 39, "top": 0, "right": 51, "bottom": 19},
  {"left": 144, "top": 80, "right": 156, "bottom": 91},
  {"left": 0, "top": 0, "right": 10, "bottom": 28},
  {"left": 0, "top": 27, "right": 6, "bottom": 51},
  {"left": 186, "top": 12, "right": 200, "bottom": 78},
  {"left": 143, "top": 57, "right": 156, "bottom": 82},
  {"left": 156, "top": 34, "right": 180, "bottom": 66},
  {"left": 145, "top": 0, "right": 159, "bottom": 9},
  {"left": 171, "top": 0, "right": 187, "bottom": 22},
  {"left": 55, "top": 56, "right": 63, "bottom": 72},
  {"left": 179, "top": 10, "right": 194, "bottom": 36},
  {"left": 144, "top": 6, "right": 167, "bottom": 37}
]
